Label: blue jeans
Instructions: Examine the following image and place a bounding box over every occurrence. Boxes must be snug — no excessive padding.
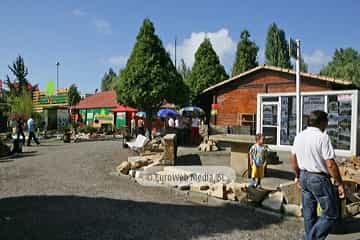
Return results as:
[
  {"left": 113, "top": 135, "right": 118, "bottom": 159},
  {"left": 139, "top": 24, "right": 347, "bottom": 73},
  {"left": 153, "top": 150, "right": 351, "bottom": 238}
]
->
[{"left": 300, "top": 171, "right": 339, "bottom": 240}]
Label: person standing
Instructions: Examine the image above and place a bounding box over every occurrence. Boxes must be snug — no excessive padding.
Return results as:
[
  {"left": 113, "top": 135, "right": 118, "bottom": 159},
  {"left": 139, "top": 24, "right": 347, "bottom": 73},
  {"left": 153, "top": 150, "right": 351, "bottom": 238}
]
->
[
  {"left": 168, "top": 117, "right": 175, "bottom": 128},
  {"left": 191, "top": 117, "right": 200, "bottom": 145},
  {"left": 16, "top": 117, "right": 26, "bottom": 145},
  {"left": 137, "top": 118, "right": 145, "bottom": 136},
  {"left": 291, "top": 110, "right": 345, "bottom": 240},
  {"left": 130, "top": 115, "right": 136, "bottom": 137},
  {"left": 249, "top": 134, "right": 268, "bottom": 188},
  {"left": 27, "top": 115, "right": 40, "bottom": 146},
  {"left": 175, "top": 116, "right": 183, "bottom": 145}
]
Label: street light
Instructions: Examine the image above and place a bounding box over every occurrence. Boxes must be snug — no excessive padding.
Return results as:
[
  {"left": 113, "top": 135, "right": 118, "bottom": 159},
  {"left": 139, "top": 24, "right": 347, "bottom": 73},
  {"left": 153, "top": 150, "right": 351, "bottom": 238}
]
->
[{"left": 56, "top": 61, "right": 60, "bottom": 91}]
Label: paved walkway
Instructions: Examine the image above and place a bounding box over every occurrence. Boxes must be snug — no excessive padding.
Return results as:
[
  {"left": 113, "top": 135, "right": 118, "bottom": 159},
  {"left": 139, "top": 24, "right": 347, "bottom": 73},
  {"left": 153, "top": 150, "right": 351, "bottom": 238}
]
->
[{"left": 0, "top": 141, "right": 357, "bottom": 239}]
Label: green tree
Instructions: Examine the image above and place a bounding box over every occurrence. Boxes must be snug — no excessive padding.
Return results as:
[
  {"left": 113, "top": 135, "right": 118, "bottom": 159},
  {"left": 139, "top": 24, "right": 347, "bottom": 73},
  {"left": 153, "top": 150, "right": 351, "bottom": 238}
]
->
[
  {"left": 6, "top": 55, "right": 35, "bottom": 96},
  {"left": 320, "top": 48, "right": 360, "bottom": 87},
  {"left": 265, "top": 23, "right": 292, "bottom": 68},
  {"left": 101, "top": 68, "right": 118, "bottom": 91},
  {"left": 178, "top": 59, "right": 191, "bottom": 80},
  {"left": 117, "top": 18, "right": 188, "bottom": 134},
  {"left": 68, "top": 84, "right": 81, "bottom": 106},
  {"left": 232, "top": 30, "right": 259, "bottom": 76},
  {"left": 299, "top": 56, "right": 308, "bottom": 73},
  {"left": 9, "top": 93, "right": 34, "bottom": 120},
  {"left": 186, "top": 38, "right": 228, "bottom": 102}
]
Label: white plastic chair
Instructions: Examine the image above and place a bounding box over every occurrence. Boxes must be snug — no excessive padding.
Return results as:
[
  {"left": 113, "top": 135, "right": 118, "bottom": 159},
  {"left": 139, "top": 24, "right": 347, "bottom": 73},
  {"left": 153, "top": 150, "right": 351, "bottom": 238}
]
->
[{"left": 126, "top": 134, "right": 149, "bottom": 153}]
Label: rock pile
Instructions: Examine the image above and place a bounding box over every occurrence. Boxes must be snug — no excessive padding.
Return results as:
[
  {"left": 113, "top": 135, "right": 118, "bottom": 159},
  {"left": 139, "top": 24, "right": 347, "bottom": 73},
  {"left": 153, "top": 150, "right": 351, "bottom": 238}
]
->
[{"left": 198, "top": 137, "right": 219, "bottom": 152}]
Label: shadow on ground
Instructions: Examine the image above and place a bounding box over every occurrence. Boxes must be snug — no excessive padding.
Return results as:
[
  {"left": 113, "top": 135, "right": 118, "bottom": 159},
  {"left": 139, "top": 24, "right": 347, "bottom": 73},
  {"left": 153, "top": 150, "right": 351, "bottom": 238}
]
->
[
  {"left": 265, "top": 168, "right": 294, "bottom": 180},
  {"left": 0, "top": 195, "right": 284, "bottom": 240},
  {"left": 331, "top": 217, "right": 360, "bottom": 235},
  {"left": 13, "top": 151, "right": 38, "bottom": 159},
  {"left": 176, "top": 154, "right": 202, "bottom": 165}
]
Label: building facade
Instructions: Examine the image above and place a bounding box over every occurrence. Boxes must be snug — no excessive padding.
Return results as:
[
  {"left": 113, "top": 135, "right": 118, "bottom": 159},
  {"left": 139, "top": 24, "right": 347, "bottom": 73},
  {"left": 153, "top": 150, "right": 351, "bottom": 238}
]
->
[{"left": 201, "top": 65, "right": 354, "bottom": 134}]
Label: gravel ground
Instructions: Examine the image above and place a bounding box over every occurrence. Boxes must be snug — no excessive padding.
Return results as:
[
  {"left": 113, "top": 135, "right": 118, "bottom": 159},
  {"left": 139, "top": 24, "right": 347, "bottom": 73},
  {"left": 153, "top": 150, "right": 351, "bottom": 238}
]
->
[{"left": 0, "top": 141, "right": 306, "bottom": 240}]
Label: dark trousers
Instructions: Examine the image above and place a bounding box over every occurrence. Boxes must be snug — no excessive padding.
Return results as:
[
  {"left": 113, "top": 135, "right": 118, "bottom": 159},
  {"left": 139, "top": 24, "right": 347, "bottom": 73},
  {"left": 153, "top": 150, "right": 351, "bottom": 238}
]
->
[
  {"left": 16, "top": 130, "right": 25, "bottom": 145},
  {"left": 27, "top": 131, "right": 39, "bottom": 146},
  {"left": 300, "top": 170, "right": 339, "bottom": 240}
]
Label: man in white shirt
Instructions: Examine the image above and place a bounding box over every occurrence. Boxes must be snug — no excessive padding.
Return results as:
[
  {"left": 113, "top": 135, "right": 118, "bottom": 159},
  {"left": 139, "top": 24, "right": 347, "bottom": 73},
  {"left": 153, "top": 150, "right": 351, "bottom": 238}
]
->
[
  {"left": 168, "top": 117, "right": 175, "bottom": 128},
  {"left": 291, "top": 110, "right": 345, "bottom": 240}
]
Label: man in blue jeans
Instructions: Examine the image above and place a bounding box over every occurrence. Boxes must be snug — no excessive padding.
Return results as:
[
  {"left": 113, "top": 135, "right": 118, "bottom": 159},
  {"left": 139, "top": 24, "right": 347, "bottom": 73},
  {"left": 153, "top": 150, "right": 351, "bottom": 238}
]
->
[{"left": 291, "top": 110, "right": 345, "bottom": 240}]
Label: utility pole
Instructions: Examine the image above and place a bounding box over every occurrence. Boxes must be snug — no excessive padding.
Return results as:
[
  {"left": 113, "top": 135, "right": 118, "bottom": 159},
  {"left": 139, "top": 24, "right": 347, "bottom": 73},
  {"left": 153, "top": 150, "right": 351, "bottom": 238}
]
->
[
  {"left": 174, "top": 37, "right": 177, "bottom": 68},
  {"left": 295, "top": 40, "right": 301, "bottom": 134},
  {"left": 56, "top": 61, "right": 60, "bottom": 91}
]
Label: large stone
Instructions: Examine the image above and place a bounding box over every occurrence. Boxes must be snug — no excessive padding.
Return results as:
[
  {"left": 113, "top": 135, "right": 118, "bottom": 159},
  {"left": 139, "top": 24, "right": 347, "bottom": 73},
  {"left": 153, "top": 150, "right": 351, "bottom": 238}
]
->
[
  {"left": 279, "top": 181, "right": 302, "bottom": 205},
  {"left": 226, "top": 182, "right": 248, "bottom": 202},
  {"left": 283, "top": 204, "right": 303, "bottom": 217},
  {"left": 208, "top": 183, "right": 226, "bottom": 199},
  {"left": 247, "top": 186, "right": 271, "bottom": 203},
  {"left": 116, "top": 161, "right": 131, "bottom": 175},
  {"left": 262, "top": 191, "right": 284, "bottom": 212},
  {"left": 346, "top": 202, "right": 360, "bottom": 217}
]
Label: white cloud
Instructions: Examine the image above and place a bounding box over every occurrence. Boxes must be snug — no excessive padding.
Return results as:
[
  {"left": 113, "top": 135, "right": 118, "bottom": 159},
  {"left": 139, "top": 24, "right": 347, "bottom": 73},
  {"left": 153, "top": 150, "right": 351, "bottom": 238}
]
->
[
  {"left": 72, "top": 9, "right": 87, "bottom": 17},
  {"left": 303, "top": 49, "right": 332, "bottom": 72},
  {"left": 108, "top": 56, "right": 128, "bottom": 66},
  {"left": 167, "top": 28, "right": 236, "bottom": 68},
  {"left": 95, "top": 19, "right": 112, "bottom": 34}
]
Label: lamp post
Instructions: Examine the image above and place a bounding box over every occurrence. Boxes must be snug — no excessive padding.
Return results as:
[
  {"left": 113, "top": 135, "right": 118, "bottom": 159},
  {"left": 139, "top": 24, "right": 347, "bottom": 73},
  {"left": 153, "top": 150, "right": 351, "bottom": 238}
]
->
[{"left": 56, "top": 61, "right": 60, "bottom": 91}]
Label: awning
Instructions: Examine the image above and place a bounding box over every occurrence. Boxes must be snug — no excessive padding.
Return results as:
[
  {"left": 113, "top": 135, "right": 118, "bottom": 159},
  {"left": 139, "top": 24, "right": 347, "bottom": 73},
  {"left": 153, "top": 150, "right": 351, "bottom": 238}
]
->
[{"left": 110, "top": 105, "right": 138, "bottom": 113}]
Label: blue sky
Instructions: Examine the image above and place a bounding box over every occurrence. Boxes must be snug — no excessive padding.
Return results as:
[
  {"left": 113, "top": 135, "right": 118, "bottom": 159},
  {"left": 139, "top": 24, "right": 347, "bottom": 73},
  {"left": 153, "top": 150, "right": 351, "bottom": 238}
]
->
[{"left": 1, "top": 0, "right": 359, "bottom": 93}]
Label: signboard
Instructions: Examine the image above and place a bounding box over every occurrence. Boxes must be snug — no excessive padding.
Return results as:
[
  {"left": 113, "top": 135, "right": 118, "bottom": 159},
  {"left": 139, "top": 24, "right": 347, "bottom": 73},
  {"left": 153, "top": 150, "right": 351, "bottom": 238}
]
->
[
  {"left": 116, "top": 112, "right": 126, "bottom": 128},
  {"left": 57, "top": 109, "right": 70, "bottom": 129}
]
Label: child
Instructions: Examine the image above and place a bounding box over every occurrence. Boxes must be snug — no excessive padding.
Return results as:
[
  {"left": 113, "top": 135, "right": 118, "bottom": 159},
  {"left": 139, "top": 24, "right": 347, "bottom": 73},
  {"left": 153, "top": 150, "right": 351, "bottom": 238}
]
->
[{"left": 249, "top": 133, "right": 267, "bottom": 188}]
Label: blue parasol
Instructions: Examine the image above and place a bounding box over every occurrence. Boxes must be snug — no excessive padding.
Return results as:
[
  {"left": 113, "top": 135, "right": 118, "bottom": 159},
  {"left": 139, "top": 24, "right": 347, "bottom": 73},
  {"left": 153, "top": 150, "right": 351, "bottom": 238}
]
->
[{"left": 157, "top": 108, "right": 179, "bottom": 118}]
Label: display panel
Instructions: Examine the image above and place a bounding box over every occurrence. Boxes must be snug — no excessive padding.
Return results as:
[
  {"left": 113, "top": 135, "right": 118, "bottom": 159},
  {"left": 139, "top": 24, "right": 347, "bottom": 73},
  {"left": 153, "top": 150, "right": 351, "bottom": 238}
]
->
[
  {"left": 280, "top": 96, "right": 296, "bottom": 145},
  {"left": 302, "top": 95, "right": 325, "bottom": 129},
  {"left": 327, "top": 94, "right": 352, "bottom": 150},
  {"left": 262, "top": 105, "right": 278, "bottom": 126},
  {"left": 262, "top": 103, "right": 278, "bottom": 145}
]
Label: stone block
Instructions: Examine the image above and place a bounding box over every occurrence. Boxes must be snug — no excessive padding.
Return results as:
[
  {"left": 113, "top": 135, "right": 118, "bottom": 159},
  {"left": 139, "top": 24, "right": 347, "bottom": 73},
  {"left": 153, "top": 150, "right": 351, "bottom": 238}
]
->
[
  {"left": 116, "top": 161, "right": 131, "bottom": 175},
  {"left": 226, "top": 182, "right": 248, "bottom": 202},
  {"left": 208, "top": 183, "right": 226, "bottom": 199},
  {"left": 163, "top": 134, "right": 177, "bottom": 165},
  {"left": 262, "top": 191, "right": 284, "bottom": 212},
  {"left": 247, "top": 186, "right": 271, "bottom": 203},
  {"left": 346, "top": 202, "right": 360, "bottom": 217},
  {"left": 283, "top": 204, "right": 303, "bottom": 217},
  {"left": 279, "top": 181, "right": 302, "bottom": 205}
]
